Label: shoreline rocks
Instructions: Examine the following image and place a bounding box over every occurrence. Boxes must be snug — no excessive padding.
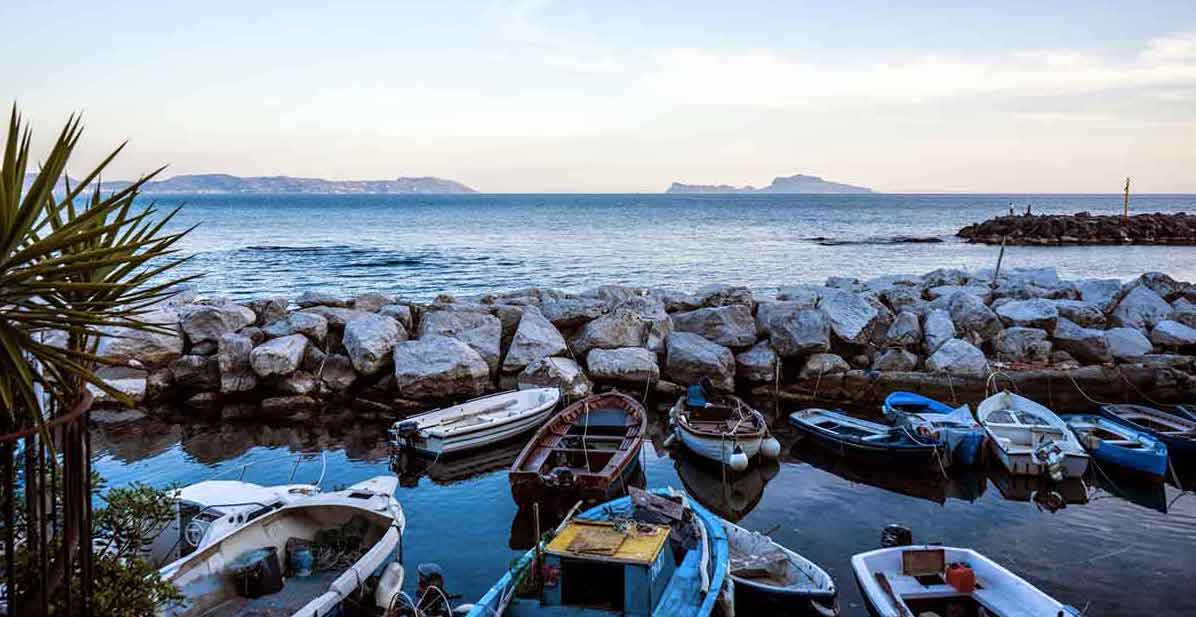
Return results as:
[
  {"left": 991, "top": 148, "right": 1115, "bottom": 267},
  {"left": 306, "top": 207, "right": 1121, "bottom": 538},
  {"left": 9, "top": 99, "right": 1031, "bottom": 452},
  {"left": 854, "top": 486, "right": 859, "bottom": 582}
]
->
[
  {"left": 88, "top": 267, "right": 1196, "bottom": 425},
  {"left": 957, "top": 212, "right": 1196, "bottom": 245}
]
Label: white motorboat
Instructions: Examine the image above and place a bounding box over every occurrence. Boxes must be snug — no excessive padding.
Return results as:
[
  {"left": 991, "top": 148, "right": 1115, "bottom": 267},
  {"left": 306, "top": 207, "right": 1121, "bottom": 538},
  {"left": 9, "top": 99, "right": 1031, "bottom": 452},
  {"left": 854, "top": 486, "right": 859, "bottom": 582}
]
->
[
  {"left": 147, "top": 453, "right": 327, "bottom": 566},
  {"left": 723, "top": 519, "right": 838, "bottom": 616},
  {"left": 852, "top": 544, "right": 1081, "bottom": 617},
  {"left": 389, "top": 388, "right": 561, "bottom": 457},
  {"left": 977, "top": 391, "right": 1089, "bottom": 481},
  {"left": 159, "top": 475, "right": 405, "bottom": 617},
  {"left": 668, "top": 385, "right": 779, "bottom": 471}
]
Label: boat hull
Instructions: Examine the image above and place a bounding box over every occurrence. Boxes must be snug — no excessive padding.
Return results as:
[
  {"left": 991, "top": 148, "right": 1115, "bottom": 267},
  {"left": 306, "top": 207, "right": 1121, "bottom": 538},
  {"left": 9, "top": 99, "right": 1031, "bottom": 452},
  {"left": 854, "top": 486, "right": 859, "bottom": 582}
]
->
[
  {"left": 398, "top": 401, "right": 556, "bottom": 457},
  {"left": 788, "top": 410, "right": 943, "bottom": 461},
  {"left": 677, "top": 424, "right": 764, "bottom": 464},
  {"left": 987, "top": 441, "right": 1090, "bottom": 478},
  {"left": 1098, "top": 404, "right": 1196, "bottom": 464},
  {"left": 734, "top": 580, "right": 839, "bottom": 617},
  {"left": 509, "top": 454, "right": 644, "bottom": 506}
]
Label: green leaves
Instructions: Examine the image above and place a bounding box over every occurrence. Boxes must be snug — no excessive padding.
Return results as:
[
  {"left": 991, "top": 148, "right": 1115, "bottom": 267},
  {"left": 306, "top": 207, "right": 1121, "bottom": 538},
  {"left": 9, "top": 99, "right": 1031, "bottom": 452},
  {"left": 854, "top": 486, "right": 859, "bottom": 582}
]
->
[{"left": 0, "top": 105, "right": 194, "bottom": 429}]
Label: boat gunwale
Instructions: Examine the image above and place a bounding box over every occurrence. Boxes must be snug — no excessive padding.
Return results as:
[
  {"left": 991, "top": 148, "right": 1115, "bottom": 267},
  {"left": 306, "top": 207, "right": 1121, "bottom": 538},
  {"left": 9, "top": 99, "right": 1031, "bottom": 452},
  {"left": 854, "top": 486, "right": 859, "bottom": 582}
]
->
[{"left": 671, "top": 394, "right": 768, "bottom": 440}]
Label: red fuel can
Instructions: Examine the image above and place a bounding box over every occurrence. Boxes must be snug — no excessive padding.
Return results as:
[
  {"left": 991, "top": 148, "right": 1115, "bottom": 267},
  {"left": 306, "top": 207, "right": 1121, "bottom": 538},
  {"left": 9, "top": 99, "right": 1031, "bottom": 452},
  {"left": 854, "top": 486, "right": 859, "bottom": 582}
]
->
[{"left": 945, "top": 563, "right": 976, "bottom": 593}]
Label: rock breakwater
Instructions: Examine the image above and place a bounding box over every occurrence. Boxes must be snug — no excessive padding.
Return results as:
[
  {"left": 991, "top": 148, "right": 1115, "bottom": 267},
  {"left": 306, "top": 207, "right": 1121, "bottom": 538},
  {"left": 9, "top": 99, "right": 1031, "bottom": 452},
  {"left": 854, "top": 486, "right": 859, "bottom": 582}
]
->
[
  {"left": 957, "top": 212, "right": 1196, "bottom": 245},
  {"left": 87, "top": 267, "right": 1196, "bottom": 425}
]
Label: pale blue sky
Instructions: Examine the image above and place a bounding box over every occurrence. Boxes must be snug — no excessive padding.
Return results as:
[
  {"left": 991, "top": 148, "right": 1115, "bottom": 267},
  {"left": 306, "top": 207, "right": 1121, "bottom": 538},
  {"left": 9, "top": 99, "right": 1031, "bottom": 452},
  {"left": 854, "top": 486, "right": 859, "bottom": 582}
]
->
[{"left": 4, "top": 1, "right": 1195, "bottom": 192}]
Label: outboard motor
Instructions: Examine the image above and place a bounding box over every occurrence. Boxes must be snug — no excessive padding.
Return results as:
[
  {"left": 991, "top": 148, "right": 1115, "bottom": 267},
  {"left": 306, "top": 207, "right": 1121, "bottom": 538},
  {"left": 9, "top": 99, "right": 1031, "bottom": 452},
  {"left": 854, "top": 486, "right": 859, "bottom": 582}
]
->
[
  {"left": 1034, "top": 440, "right": 1066, "bottom": 483},
  {"left": 546, "top": 467, "right": 576, "bottom": 488},
  {"left": 881, "top": 524, "right": 913, "bottom": 548},
  {"left": 394, "top": 420, "right": 420, "bottom": 437},
  {"left": 411, "top": 563, "right": 453, "bottom": 617}
]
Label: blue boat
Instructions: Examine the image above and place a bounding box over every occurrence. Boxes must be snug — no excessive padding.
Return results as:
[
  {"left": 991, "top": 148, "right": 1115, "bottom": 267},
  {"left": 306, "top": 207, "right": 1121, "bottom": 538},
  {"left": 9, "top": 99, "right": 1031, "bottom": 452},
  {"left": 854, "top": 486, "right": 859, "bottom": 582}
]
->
[
  {"left": 1063, "top": 414, "right": 1168, "bottom": 479},
  {"left": 788, "top": 408, "right": 945, "bottom": 461},
  {"left": 881, "top": 392, "right": 986, "bottom": 467},
  {"left": 465, "top": 488, "right": 730, "bottom": 617},
  {"left": 1098, "top": 404, "right": 1196, "bottom": 465}
]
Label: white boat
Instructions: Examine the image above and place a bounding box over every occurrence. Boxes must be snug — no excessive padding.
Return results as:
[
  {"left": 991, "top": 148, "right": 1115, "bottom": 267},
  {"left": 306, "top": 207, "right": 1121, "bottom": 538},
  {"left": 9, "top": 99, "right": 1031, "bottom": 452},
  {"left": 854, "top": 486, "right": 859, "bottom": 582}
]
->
[
  {"left": 389, "top": 388, "right": 561, "bottom": 456},
  {"left": 147, "top": 453, "right": 327, "bottom": 566},
  {"left": 977, "top": 391, "right": 1089, "bottom": 481},
  {"left": 852, "top": 544, "right": 1081, "bottom": 617},
  {"left": 722, "top": 520, "right": 839, "bottom": 616},
  {"left": 159, "top": 476, "right": 405, "bottom": 617},
  {"left": 668, "top": 387, "right": 779, "bottom": 471}
]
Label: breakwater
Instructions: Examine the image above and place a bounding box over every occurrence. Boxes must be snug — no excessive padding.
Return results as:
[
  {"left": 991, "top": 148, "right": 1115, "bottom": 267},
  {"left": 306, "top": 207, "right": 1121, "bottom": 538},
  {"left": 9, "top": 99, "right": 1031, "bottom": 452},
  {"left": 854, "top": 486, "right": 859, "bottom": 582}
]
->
[
  {"left": 957, "top": 211, "right": 1196, "bottom": 245},
  {"left": 88, "top": 267, "right": 1196, "bottom": 424}
]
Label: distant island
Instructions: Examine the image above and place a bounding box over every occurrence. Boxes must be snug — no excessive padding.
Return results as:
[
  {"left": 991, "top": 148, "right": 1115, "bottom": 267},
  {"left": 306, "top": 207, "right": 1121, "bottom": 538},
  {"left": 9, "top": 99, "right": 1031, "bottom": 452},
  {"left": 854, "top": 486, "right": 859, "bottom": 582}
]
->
[
  {"left": 666, "top": 173, "right": 873, "bottom": 194},
  {"left": 25, "top": 173, "right": 477, "bottom": 195}
]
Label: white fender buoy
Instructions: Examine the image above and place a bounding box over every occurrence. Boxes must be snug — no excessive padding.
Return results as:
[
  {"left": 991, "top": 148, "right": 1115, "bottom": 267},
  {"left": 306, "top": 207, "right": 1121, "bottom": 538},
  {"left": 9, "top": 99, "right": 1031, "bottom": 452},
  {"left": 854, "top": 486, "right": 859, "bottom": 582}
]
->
[
  {"left": 727, "top": 450, "right": 749, "bottom": 472},
  {"left": 374, "top": 562, "right": 404, "bottom": 608},
  {"left": 760, "top": 436, "right": 782, "bottom": 459}
]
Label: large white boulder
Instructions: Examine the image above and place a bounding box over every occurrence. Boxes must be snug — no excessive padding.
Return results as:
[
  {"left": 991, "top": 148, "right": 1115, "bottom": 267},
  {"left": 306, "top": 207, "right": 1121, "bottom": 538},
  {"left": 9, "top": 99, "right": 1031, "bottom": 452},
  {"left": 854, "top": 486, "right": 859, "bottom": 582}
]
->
[
  {"left": 926, "top": 339, "right": 989, "bottom": 376},
  {"left": 344, "top": 313, "right": 407, "bottom": 375},
  {"left": 1075, "top": 278, "right": 1123, "bottom": 312},
  {"left": 922, "top": 309, "right": 956, "bottom": 355},
  {"left": 571, "top": 309, "right": 647, "bottom": 356},
  {"left": 735, "top": 340, "right": 778, "bottom": 382},
  {"left": 798, "top": 353, "right": 850, "bottom": 379},
  {"left": 250, "top": 334, "right": 308, "bottom": 378},
  {"left": 1052, "top": 318, "right": 1112, "bottom": 365},
  {"left": 1111, "top": 286, "right": 1172, "bottom": 332},
  {"left": 518, "top": 357, "right": 592, "bottom": 398},
  {"left": 217, "top": 332, "right": 257, "bottom": 393},
  {"left": 817, "top": 289, "right": 879, "bottom": 345},
  {"left": 995, "top": 298, "right": 1058, "bottom": 330},
  {"left": 180, "top": 303, "right": 256, "bottom": 345},
  {"left": 1151, "top": 320, "right": 1196, "bottom": 349},
  {"left": 672, "top": 304, "right": 757, "bottom": 348},
  {"left": 418, "top": 310, "right": 503, "bottom": 376},
  {"left": 393, "top": 336, "right": 490, "bottom": 400},
  {"left": 502, "top": 306, "right": 568, "bottom": 373},
  {"left": 263, "top": 311, "right": 329, "bottom": 344},
  {"left": 948, "top": 292, "right": 1003, "bottom": 343},
  {"left": 96, "top": 307, "right": 184, "bottom": 368},
  {"left": 993, "top": 327, "right": 1051, "bottom": 365},
  {"left": 1104, "top": 327, "right": 1153, "bottom": 360},
  {"left": 665, "top": 332, "right": 735, "bottom": 391},
  {"left": 586, "top": 347, "right": 660, "bottom": 384}
]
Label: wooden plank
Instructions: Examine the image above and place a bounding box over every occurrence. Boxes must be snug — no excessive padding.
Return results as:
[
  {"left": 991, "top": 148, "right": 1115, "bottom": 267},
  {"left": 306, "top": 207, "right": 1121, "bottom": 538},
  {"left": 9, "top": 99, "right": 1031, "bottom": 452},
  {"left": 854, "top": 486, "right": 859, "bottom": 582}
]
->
[{"left": 629, "top": 486, "right": 684, "bottom": 520}]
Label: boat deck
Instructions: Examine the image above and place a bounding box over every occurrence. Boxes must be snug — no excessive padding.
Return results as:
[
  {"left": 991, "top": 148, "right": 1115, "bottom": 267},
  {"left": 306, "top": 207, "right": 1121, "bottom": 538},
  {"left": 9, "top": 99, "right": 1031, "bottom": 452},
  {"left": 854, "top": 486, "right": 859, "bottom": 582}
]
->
[
  {"left": 881, "top": 571, "right": 1038, "bottom": 617},
  {"left": 200, "top": 571, "right": 339, "bottom": 617}
]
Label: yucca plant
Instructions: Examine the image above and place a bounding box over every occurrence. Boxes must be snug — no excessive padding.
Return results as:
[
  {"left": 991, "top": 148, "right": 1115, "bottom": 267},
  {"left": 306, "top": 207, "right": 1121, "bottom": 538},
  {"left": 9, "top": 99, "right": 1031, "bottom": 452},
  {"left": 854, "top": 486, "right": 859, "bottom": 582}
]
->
[
  {"left": 0, "top": 105, "right": 196, "bottom": 615},
  {"left": 0, "top": 106, "right": 196, "bottom": 430}
]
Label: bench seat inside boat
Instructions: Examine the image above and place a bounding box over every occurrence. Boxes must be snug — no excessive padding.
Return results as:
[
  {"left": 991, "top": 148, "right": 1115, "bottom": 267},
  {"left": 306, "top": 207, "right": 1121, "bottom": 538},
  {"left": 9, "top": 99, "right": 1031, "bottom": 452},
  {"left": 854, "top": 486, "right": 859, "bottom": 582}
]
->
[{"left": 883, "top": 573, "right": 1036, "bottom": 617}]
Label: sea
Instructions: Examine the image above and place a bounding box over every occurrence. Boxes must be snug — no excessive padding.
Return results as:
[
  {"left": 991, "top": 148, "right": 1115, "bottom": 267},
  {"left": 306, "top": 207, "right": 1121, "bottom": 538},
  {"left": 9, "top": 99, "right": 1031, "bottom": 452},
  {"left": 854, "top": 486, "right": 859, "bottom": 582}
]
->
[
  {"left": 99, "top": 192, "right": 1196, "bottom": 615},
  {"left": 154, "top": 193, "right": 1196, "bottom": 300}
]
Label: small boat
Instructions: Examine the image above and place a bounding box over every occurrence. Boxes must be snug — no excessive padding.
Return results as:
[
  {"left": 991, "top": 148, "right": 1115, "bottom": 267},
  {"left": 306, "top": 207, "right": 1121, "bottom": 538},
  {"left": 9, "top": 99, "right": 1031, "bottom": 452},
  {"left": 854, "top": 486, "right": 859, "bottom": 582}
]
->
[
  {"left": 668, "top": 382, "right": 780, "bottom": 470},
  {"left": 1098, "top": 404, "right": 1196, "bottom": 464},
  {"left": 159, "top": 476, "right": 405, "bottom": 617},
  {"left": 851, "top": 544, "right": 1082, "bottom": 617},
  {"left": 882, "top": 392, "right": 985, "bottom": 466},
  {"left": 147, "top": 453, "right": 327, "bottom": 566},
  {"left": 464, "top": 487, "right": 731, "bottom": 617},
  {"left": 723, "top": 520, "right": 838, "bottom": 616},
  {"left": 390, "top": 388, "right": 561, "bottom": 457},
  {"left": 1063, "top": 413, "right": 1168, "bottom": 480},
  {"left": 509, "top": 392, "right": 647, "bottom": 506},
  {"left": 977, "top": 391, "right": 1089, "bottom": 481},
  {"left": 788, "top": 408, "right": 944, "bottom": 461}
]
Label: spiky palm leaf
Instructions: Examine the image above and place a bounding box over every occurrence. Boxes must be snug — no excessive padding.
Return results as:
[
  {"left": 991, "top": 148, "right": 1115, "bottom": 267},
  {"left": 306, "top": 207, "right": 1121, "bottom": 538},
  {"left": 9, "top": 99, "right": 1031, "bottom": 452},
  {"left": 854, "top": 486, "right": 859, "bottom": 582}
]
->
[{"left": 0, "top": 106, "right": 195, "bottom": 430}]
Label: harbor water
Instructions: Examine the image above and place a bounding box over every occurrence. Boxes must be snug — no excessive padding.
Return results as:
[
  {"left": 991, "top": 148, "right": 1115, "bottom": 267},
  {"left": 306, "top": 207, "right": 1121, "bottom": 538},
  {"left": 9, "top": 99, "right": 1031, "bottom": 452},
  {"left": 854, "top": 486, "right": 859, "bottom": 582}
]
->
[{"left": 94, "top": 400, "right": 1196, "bottom": 616}]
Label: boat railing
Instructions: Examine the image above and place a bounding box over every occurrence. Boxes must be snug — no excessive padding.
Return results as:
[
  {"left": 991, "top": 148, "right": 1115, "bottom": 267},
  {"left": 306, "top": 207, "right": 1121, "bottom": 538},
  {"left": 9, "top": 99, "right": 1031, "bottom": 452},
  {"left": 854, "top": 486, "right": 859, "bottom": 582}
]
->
[{"left": 207, "top": 451, "right": 328, "bottom": 489}]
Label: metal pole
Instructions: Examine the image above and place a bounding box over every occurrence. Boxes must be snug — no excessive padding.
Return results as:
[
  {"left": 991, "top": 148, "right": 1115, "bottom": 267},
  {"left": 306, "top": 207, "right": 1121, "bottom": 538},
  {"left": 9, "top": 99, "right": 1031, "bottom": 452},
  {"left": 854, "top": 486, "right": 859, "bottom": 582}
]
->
[
  {"left": 1123, "top": 177, "right": 1131, "bottom": 220},
  {"left": 992, "top": 234, "right": 1008, "bottom": 285}
]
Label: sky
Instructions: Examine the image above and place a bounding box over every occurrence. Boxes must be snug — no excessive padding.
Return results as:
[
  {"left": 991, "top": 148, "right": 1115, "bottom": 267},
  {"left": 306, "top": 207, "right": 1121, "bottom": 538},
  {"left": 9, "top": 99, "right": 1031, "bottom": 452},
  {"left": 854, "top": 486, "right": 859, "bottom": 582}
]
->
[{"left": 3, "top": 0, "right": 1196, "bottom": 193}]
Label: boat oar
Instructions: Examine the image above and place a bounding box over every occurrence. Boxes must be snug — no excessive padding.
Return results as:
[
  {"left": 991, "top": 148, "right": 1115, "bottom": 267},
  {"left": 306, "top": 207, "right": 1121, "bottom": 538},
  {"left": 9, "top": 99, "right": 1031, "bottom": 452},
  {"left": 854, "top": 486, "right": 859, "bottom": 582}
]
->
[{"left": 875, "top": 572, "right": 914, "bottom": 617}]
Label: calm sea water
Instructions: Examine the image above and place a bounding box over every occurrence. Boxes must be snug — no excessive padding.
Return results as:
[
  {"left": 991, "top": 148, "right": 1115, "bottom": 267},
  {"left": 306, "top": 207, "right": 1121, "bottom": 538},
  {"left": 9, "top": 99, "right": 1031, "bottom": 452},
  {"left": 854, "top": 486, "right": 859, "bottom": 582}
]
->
[
  {"left": 94, "top": 401, "right": 1196, "bottom": 616},
  {"left": 155, "top": 193, "right": 1196, "bottom": 300}
]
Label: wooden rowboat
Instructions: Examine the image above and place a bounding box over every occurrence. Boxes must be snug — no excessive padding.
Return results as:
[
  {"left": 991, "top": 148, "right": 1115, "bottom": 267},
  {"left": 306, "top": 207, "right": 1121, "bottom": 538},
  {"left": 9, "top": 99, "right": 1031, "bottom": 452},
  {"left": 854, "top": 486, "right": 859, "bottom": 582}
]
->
[
  {"left": 669, "top": 385, "right": 779, "bottom": 470},
  {"left": 509, "top": 392, "right": 646, "bottom": 505}
]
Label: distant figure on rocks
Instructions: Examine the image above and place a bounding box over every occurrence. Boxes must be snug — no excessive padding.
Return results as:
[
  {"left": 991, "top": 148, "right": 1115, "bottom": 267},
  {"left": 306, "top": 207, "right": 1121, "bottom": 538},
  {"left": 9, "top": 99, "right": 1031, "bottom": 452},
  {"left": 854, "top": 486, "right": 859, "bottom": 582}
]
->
[
  {"left": 1008, "top": 204, "right": 1014, "bottom": 216},
  {"left": 1024, "top": 204, "right": 1032, "bottom": 216}
]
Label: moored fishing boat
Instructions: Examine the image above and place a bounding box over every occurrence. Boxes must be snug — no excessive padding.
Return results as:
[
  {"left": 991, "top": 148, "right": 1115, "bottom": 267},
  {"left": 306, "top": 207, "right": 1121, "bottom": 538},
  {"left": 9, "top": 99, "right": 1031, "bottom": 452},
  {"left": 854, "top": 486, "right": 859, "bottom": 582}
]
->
[
  {"left": 881, "top": 392, "right": 984, "bottom": 466},
  {"left": 851, "top": 544, "right": 1082, "bottom": 617},
  {"left": 668, "top": 381, "right": 780, "bottom": 471},
  {"left": 389, "top": 388, "right": 561, "bottom": 457},
  {"left": 147, "top": 453, "right": 327, "bottom": 566},
  {"left": 1098, "top": 404, "right": 1196, "bottom": 464},
  {"left": 159, "top": 476, "right": 405, "bottom": 617},
  {"left": 722, "top": 520, "right": 838, "bottom": 616},
  {"left": 977, "top": 391, "right": 1089, "bottom": 481},
  {"left": 788, "top": 408, "right": 944, "bottom": 461},
  {"left": 509, "top": 392, "right": 647, "bottom": 506},
  {"left": 1063, "top": 413, "right": 1168, "bottom": 480},
  {"left": 463, "top": 487, "right": 731, "bottom": 617}
]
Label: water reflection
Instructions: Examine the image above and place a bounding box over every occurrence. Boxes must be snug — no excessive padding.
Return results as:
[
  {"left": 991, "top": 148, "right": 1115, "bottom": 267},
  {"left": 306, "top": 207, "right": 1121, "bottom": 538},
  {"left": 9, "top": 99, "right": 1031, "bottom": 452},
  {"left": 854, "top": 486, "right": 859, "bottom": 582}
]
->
[
  {"left": 391, "top": 438, "right": 526, "bottom": 488},
  {"left": 986, "top": 466, "right": 1088, "bottom": 512},
  {"left": 674, "top": 450, "right": 780, "bottom": 521},
  {"left": 786, "top": 435, "right": 985, "bottom": 506}
]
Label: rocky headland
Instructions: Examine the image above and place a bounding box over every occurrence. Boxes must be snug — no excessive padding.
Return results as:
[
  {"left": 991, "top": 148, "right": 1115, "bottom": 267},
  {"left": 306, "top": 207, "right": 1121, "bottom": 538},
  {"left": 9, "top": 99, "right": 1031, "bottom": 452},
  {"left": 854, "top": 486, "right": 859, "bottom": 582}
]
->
[
  {"left": 25, "top": 173, "right": 477, "bottom": 195},
  {"left": 86, "top": 268, "right": 1196, "bottom": 426},
  {"left": 667, "top": 173, "right": 873, "bottom": 194},
  {"left": 958, "top": 211, "right": 1196, "bottom": 245}
]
